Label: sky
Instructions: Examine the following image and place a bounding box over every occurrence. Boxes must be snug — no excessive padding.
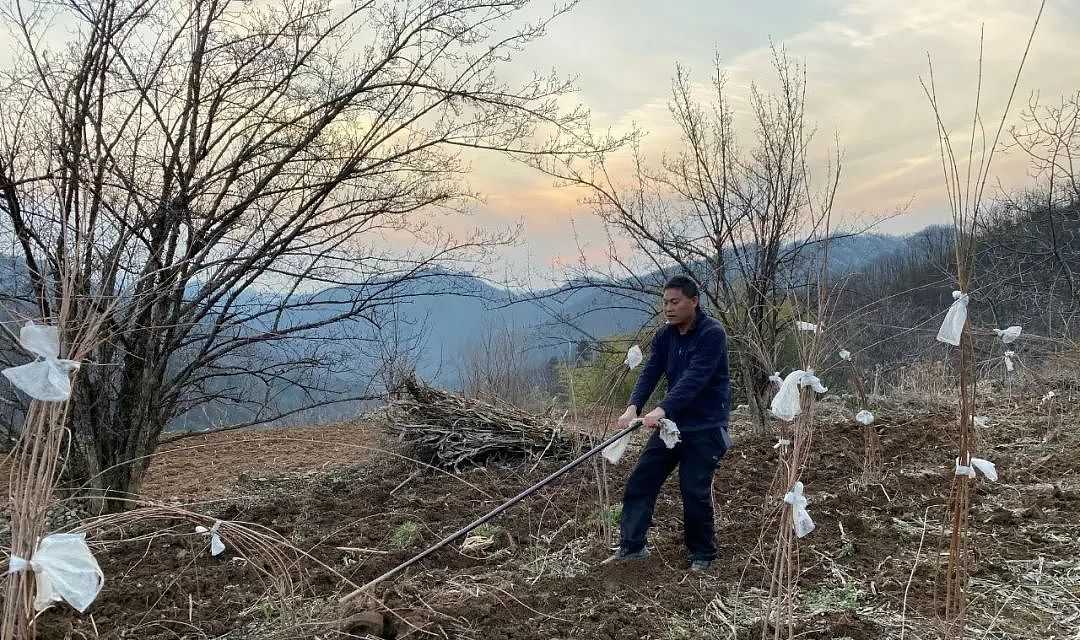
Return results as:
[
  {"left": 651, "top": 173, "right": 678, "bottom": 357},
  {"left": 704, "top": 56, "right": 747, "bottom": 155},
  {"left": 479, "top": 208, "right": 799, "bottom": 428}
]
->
[
  {"left": 2, "top": 0, "right": 1077, "bottom": 288},
  {"left": 456, "top": 0, "right": 1080, "bottom": 285}
]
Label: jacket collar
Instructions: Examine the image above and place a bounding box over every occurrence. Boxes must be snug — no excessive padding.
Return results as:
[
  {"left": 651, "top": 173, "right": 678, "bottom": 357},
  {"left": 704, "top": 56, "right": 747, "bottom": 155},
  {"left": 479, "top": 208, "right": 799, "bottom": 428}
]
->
[{"left": 679, "top": 307, "right": 707, "bottom": 335}]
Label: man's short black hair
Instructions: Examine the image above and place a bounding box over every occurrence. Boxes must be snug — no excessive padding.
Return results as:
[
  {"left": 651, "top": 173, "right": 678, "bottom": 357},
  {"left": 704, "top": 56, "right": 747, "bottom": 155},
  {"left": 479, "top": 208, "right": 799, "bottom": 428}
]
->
[{"left": 664, "top": 275, "right": 699, "bottom": 299}]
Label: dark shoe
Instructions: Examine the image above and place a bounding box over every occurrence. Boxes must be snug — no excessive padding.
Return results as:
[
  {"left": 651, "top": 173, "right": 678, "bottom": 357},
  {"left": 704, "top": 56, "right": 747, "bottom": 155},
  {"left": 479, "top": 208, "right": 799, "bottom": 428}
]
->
[
  {"left": 601, "top": 547, "right": 650, "bottom": 565},
  {"left": 688, "top": 559, "right": 712, "bottom": 573}
]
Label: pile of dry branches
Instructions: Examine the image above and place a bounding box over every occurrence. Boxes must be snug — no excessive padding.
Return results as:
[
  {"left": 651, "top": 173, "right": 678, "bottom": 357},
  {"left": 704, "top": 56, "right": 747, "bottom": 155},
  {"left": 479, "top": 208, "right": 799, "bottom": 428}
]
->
[{"left": 385, "top": 378, "right": 577, "bottom": 470}]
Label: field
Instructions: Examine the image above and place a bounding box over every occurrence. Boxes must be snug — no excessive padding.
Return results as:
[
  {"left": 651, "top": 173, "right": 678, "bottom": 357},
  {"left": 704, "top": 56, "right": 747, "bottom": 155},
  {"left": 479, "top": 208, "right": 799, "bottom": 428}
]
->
[{"left": 27, "top": 389, "right": 1080, "bottom": 639}]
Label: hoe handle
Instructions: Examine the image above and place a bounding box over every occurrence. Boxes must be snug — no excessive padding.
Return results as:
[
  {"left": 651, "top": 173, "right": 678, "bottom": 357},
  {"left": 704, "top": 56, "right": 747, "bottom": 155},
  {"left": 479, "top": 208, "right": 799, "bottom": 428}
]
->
[{"left": 340, "top": 419, "right": 644, "bottom": 603}]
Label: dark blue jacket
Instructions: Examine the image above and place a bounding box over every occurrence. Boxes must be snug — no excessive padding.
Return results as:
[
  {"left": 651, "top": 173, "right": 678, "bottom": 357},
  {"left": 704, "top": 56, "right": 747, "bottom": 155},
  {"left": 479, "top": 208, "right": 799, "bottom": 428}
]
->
[{"left": 629, "top": 308, "right": 731, "bottom": 432}]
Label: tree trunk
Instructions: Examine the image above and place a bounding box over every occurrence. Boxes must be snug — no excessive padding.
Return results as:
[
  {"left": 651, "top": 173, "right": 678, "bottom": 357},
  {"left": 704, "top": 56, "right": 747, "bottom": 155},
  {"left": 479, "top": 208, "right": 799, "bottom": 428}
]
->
[
  {"left": 743, "top": 365, "right": 772, "bottom": 435},
  {"left": 67, "top": 357, "right": 166, "bottom": 513},
  {"left": 85, "top": 457, "right": 151, "bottom": 514},
  {"left": 729, "top": 337, "right": 774, "bottom": 435}
]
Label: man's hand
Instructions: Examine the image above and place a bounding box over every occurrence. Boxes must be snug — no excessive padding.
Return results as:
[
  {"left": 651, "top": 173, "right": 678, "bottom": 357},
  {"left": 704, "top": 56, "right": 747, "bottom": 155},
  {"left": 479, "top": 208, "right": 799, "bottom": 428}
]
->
[
  {"left": 641, "top": 407, "right": 666, "bottom": 428},
  {"left": 617, "top": 406, "right": 638, "bottom": 429}
]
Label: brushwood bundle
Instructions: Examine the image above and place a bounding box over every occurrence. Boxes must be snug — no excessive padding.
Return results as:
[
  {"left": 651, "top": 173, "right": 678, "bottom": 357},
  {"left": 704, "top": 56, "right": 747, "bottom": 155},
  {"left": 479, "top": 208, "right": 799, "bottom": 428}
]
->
[{"left": 386, "top": 378, "right": 577, "bottom": 470}]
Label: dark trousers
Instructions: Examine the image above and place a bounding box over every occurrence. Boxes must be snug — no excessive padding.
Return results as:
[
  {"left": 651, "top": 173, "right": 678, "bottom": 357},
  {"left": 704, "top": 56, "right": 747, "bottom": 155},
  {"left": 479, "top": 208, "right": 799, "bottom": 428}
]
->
[{"left": 619, "top": 427, "right": 729, "bottom": 561}]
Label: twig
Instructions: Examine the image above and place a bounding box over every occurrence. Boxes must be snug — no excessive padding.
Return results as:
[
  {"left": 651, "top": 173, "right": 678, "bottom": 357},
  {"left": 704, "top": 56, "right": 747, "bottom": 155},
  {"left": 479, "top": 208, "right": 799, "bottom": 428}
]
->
[{"left": 902, "top": 507, "right": 933, "bottom": 640}]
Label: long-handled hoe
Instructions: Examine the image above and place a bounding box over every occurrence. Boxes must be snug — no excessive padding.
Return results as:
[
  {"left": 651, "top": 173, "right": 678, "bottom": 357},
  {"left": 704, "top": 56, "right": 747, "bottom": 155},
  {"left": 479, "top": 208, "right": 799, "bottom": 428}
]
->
[{"left": 340, "top": 419, "right": 646, "bottom": 604}]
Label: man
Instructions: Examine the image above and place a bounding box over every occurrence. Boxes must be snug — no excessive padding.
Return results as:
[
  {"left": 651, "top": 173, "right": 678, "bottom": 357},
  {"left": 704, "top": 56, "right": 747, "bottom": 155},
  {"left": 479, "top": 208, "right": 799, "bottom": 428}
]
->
[{"left": 607, "top": 275, "right": 731, "bottom": 572}]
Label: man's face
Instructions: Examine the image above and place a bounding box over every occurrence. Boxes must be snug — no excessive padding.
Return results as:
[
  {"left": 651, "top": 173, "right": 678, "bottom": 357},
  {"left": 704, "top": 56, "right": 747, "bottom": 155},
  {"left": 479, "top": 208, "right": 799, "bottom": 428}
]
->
[{"left": 662, "top": 288, "right": 698, "bottom": 327}]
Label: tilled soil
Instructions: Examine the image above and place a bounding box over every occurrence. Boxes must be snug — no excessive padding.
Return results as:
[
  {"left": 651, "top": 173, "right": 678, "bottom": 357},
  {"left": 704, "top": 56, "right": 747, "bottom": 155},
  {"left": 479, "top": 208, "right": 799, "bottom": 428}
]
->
[
  {"left": 141, "top": 421, "right": 381, "bottom": 502},
  {"left": 31, "top": 392, "right": 1080, "bottom": 639}
]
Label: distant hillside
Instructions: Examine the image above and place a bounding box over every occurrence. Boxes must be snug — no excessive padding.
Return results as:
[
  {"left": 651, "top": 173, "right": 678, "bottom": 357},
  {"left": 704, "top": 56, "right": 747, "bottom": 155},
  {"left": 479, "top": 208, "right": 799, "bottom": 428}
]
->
[
  {"left": 834, "top": 202, "right": 1079, "bottom": 382},
  {"left": 351, "top": 232, "right": 912, "bottom": 384},
  {"left": 0, "top": 230, "right": 918, "bottom": 431}
]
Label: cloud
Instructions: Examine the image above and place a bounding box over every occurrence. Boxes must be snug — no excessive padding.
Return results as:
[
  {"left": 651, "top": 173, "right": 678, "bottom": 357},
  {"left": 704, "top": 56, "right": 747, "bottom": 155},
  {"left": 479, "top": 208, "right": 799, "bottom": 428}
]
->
[
  {"left": 710, "top": 0, "right": 1078, "bottom": 226},
  {"left": 7, "top": 1, "right": 1072, "bottom": 283},
  {"left": 475, "top": 0, "right": 1080, "bottom": 278}
]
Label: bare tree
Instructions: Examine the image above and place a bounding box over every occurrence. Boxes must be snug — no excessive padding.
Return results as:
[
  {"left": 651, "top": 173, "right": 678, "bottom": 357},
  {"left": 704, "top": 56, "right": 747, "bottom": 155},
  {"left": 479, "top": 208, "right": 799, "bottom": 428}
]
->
[
  {"left": 990, "top": 92, "right": 1080, "bottom": 304},
  {"left": 0, "top": 0, "right": 594, "bottom": 509},
  {"left": 533, "top": 48, "right": 839, "bottom": 431},
  {"left": 366, "top": 304, "right": 430, "bottom": 400},
  {"left": 458, "top": 320, "right": 549, "bottom": 409}
]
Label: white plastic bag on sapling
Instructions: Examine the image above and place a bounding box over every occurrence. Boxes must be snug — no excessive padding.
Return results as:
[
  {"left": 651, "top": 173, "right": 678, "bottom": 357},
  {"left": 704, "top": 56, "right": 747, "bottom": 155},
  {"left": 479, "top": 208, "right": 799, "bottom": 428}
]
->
[
  {"left": 7, "top": 533, "right": 104, "bottom": 613},
  {"left": 2, "top": 322, "right": 81, "bottom": 402},
  {"left": 783, "top": 482, "right": 815, "bottom": 538},
  {"left": 771, "top": 371, "right": 803, "bottom": 421},
  {"left": 770, "top": 370, "right": 828, "bottom": 422},
  {"left": 970, "top": 457, "right": 998, "bottom": 482},
  {"left": 800, "top": 371, "right": 827, "bottom": 394},
  {"left": 936, "top": 291, "right": 969, "bottom": 346},
  {"left": 994, "top": 326, "right": 1022, "bottom": 344},
  {"left": 855, "top": 409, "right": 874, "bottom": 426},
  {"left": 195, "top": 520, "right": 226, "bottom": 556},
  {"left": 955, "top": 456, "right": 998, "bottom": 482},
  {"left": 624, "top": 345, "right": 643, "bottom": 370}
]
